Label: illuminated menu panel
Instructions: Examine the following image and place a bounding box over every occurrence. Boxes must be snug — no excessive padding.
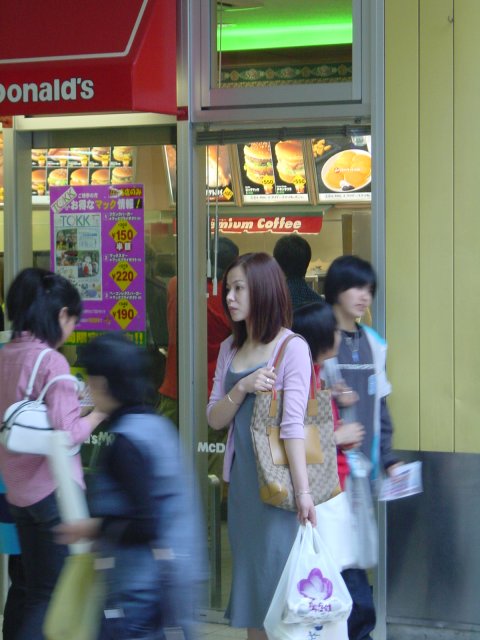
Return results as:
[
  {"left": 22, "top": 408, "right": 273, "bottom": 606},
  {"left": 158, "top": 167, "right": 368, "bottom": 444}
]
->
[
  {"left": 206, "top": 145, "right": 234, "bottom": 203},
  {"left": 31, "top": 146, "right": 136, "bottom": 196},
  {"left": 163, "top": 144, "right": 235, "bottom": 204},
  {"left": 313, "top": 135, "right": 371, "bottom": 202},
  {"left": 238, "top": 140, "right": 309, "bottom": 204}
]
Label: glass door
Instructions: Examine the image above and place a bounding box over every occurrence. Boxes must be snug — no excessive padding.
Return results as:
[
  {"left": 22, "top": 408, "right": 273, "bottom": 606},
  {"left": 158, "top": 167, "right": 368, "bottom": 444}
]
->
[{"left": 28, "top": 130, "right": 178, "bottom": 470}]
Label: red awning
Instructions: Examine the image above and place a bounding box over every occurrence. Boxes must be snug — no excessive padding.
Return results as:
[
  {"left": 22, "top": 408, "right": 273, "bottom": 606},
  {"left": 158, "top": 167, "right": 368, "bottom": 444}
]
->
[{"left": 0, "top": 0, "right": 177, "bottom": 116}]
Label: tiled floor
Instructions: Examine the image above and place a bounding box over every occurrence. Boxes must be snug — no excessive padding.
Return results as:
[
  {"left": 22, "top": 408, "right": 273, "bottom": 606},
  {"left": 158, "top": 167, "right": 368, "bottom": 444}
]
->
[{"left": 197, "top": 622, "right": 245, "bottom": 639}]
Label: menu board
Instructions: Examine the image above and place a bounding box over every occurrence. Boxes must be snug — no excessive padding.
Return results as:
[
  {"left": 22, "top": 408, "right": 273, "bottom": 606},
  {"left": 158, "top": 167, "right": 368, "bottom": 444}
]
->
[
  {"left": 206, "top": 145, "right": 235, "bottom": 203},
  {"left": 313, "top": 135, "right": 371, "bottom": 202},
  {"left": 238, "top": 140, "right": 309, "bottom": 204},
  {"left": 32, "top": 146, "right": 136, "bottom": 197},
  {"left": 163, "top": 144, "right": 235, "bottom": 204},
  {"left": 50, "top": 183, "right": 145, "bottom": 334}
]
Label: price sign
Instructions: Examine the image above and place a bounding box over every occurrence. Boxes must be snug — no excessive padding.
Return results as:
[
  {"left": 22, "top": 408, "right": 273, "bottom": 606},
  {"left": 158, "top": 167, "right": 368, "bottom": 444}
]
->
[
  {"left": 109, "top": 261, "right": 138, "bottom": 291},
  {"left": 110, "top": 299, "right": 138, "bottom": 330},
  {"left": 50, "top": 183, "right": 145, "bottom": 333},
  {"left": 109, "top": 219, "right": 137, "bottom": 251}
]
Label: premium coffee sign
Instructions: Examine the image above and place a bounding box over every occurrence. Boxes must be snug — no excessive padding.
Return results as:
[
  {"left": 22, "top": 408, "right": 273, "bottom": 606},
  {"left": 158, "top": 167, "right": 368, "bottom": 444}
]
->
[
  {"left": 211, "top": 216, "right": 323, "bottom": 234},
  {"left": 238, "top": 140, "right": 309, "bottom": 204}
]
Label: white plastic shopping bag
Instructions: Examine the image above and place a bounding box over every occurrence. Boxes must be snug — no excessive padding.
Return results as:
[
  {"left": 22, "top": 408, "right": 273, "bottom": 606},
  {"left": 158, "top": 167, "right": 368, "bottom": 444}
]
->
[
  {"left": 264, "top": 523, "right": 351, "bottom": 640},
  {"left": 315, "top": 492, "right": 357, "bottom": 571},
  {"left": 345, "top": 451, "right": 378, "bottom": 569}
]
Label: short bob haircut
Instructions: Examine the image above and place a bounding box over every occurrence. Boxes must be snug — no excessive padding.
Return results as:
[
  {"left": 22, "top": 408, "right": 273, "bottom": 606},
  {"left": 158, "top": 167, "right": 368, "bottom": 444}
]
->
[
  {"left": 7, "top": 267, "right": 82, "bottom": 347},
  {"left": 79, "top": 333, "right": 155, "bottom": 407},
  {"left": 324, "top": 255, "right": 377, "bottom": 305},
  {"left": 222, "top": 252, "right": 292, "bottom": 348},
  {"left": 292, "top": 301, "right": 338, "bottom": 361},
  {"left": 273, "top": 235, "right": 312, "bottom": 279}
]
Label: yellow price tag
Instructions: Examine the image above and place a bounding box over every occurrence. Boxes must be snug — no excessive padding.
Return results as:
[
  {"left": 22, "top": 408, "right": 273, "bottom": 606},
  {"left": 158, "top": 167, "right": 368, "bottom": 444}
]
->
[
  {"left": 109, "top": 261, "right": 138, "bottom": 292},
  {"left": 110, "top": 299, "right": 138, "bottom": 330}
]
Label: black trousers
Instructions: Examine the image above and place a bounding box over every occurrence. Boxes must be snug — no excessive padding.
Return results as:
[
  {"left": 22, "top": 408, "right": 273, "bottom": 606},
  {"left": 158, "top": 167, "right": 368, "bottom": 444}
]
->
[{"left": 342, "top": 568, "right": 376, "bottom": 640}]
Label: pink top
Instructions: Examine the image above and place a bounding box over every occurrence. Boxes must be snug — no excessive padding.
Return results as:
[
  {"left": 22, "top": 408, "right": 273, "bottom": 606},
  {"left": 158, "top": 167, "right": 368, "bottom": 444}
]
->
[
  {"left": 207, "top": 329, "right": 311, "bottom": 482},
  {"left": 0, "top": 335, "right": 92, "bottom": 507}
]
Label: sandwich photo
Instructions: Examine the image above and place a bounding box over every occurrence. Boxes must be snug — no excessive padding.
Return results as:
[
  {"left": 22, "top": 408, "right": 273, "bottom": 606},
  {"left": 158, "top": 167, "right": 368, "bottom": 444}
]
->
[
  {"left": 32, "top": 169, "right": 46, "bottom": 195},
  {"left": 69, "top": 168, "right": 89, "bottom": 186},
  {"left": 32, "top": 149, "right": 47, "bottom": 166},
  {"left": 69, "top": 148, "right": 90, "bottom": 166},
  {"left": 243, "top": 142, "right": 274, "bottom": 186},
  {"left": 47, "top": 148, "right": 69, "bottom": 166},
  {"left": 47, "top": 168, "right": 68, "bottom": 187},
  {"left": 91, "top": 168, "right": 110, "bottom": 186},
  {"left": 112, "top": 146, "right": 133, "bottom": 166},
  {"left": 91, "top": 147, "right": 111, "bottom": 166},
  {"left": 274, "top": 140, "right": 305, "bottom": 184},
  {"left": 111, "top": 166, "right": 133, "bottom": 184}
]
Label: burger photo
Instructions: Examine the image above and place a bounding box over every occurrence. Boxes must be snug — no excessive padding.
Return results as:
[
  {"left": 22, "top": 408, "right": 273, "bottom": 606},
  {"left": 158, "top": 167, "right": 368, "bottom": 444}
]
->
[
  {"left": 112, "top": 146, "right": 133, "bottom": 166},
  {"left": 47, "top": 148, "right": 69, "bottom": 167},
  {"left": 207, "top": 145, "right": 231, "bottom": 188},
  {"left": 111, "top": 166, "right": 133, "bottom": 184},
  {"left": 91, "top": 147, "right": 111, "bottom": 166},
  {"left": 69, "top": 168, "right": 89, "bottom": 186},
  {"left": 274, "top": 140, "right": 305, "bottom": 187},
  {"left": 32, "top": 149, "right": 47, "bottom": 166},
  {"left": 243, "top": 142, "right": 274, "bottom": 186},
  {"left": 91, "top": 168, "right": 110, "bottom": 186},
  {"left": 47, "top": 168, "right": 68, "bottom": 187},
  {"left": 32, "top": 169, "right": 47, "bottom": 195},
  {"left": 69, "top": 148, "right": 90, "bottom": 166}
]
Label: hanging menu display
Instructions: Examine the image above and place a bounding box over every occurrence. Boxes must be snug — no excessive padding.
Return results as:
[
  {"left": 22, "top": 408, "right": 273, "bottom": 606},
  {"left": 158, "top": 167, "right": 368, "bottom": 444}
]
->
[
  {"left": 32, "top": 146, "right": 136, "bottom": 197},
  {"left": 206, "top": 145, "right": 234, "bottom": 203},
  {"left": 50, "top": 184, "right": 145, "bottom": 334},
  {"left": 238, "top": 140, "right": 309, "bottom": 203},
  {"left": 163, "top": 144, "right": 235, "bottom": 204},
  {"left": 313, "top": 135, "right": 371, "bottom": 202}
]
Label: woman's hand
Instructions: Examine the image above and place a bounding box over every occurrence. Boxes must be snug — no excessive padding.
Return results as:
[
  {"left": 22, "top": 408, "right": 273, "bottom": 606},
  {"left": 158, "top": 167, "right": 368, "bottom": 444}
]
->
[
  {"left": 53, "top": 518, "right": 101, "bottom": 544},
  {"left": 386, "top": 461, "right": 405, "bottom": 477},
  {"left": 331, "top": 382, "right": 359, "bottom": 408},
  {"left": 334, "top": 421, "right": 365, "bottom": 449},
  {"left": 296, "top": 493, "right": 317, "bottom": 527},
  {"left": 237, "top": 366, "right": 276, "bottom": 395}
]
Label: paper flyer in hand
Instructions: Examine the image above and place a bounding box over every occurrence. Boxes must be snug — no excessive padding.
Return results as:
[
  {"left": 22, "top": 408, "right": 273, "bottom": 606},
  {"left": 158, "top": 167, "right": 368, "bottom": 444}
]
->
[{"left": 378, "top": 461, "right": 423, "bottom": 501}]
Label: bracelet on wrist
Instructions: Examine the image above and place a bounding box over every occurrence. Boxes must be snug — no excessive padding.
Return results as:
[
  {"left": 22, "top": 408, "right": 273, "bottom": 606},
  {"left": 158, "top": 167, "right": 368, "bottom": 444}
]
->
[
  {"left": 226, "top": 392, "right": 240, "bottom": 407},
  {"left": 295, "top": 490, "right": 312, "bottom": 497}
]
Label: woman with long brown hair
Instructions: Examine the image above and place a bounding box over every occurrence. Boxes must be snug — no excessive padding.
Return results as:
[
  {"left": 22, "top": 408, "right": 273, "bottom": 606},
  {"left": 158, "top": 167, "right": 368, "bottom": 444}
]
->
[{"left": 207, "top": 252, "right": 316, "bottom": 640}]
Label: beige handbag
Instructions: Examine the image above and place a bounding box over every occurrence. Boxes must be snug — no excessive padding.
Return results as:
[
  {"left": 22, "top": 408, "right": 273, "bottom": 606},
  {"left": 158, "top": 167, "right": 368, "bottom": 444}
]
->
[{"left": 250, "top": 334, "right": 340, "bottom": 510}]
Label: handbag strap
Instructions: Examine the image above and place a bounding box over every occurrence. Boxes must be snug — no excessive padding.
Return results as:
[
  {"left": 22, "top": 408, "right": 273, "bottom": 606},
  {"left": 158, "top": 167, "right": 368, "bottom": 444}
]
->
[
  {"left": 24, "top": 349, "right": 53, "bottom": 399},
  {"left": 270, "top": 333, "right": 319, "bottom": 417},
  {"left": 25, "top": 350, "right": 80, "bottom": 402},
  {"left": 36, "top": 375, "right": 81, "bottom": 403}
]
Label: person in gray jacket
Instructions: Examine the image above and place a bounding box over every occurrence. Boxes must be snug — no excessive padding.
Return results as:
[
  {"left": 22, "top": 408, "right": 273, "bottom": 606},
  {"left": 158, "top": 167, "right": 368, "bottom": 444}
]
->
[
  {"left": 323, "top": 255, "right": 401, "bottom": 640},
  {"left": 56, "top": 333, "right": 206, "bottom": 640}
]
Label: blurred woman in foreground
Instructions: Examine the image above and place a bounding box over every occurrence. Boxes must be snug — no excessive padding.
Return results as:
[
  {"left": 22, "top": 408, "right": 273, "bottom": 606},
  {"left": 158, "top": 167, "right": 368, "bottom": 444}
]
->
[{"left": 56, "top": 333, "right": 205, "bottom": 640}]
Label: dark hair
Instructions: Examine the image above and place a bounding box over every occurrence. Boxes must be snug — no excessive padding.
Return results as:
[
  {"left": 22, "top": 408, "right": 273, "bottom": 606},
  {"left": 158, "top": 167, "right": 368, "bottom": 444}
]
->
[
  {"left": 211, "top": 237, "right": 239, "bottom": 280},
  {"left": 222, "top": 252, "right": 292, "bottom": 348},
  {"left": 273, "top": 235, "right": 312, "bottom": 279},
  {"left": 6, "top": 267, "right": 82, "bottom": 346},
  {"left": 324, "top": 255, "right": 377, "bottom": 305},
  {"left": 292, "top": 301, "right": 338, "bottom": 360},
  {"left": 79, "top": 333, "right": 155, "bottom": 406}
]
